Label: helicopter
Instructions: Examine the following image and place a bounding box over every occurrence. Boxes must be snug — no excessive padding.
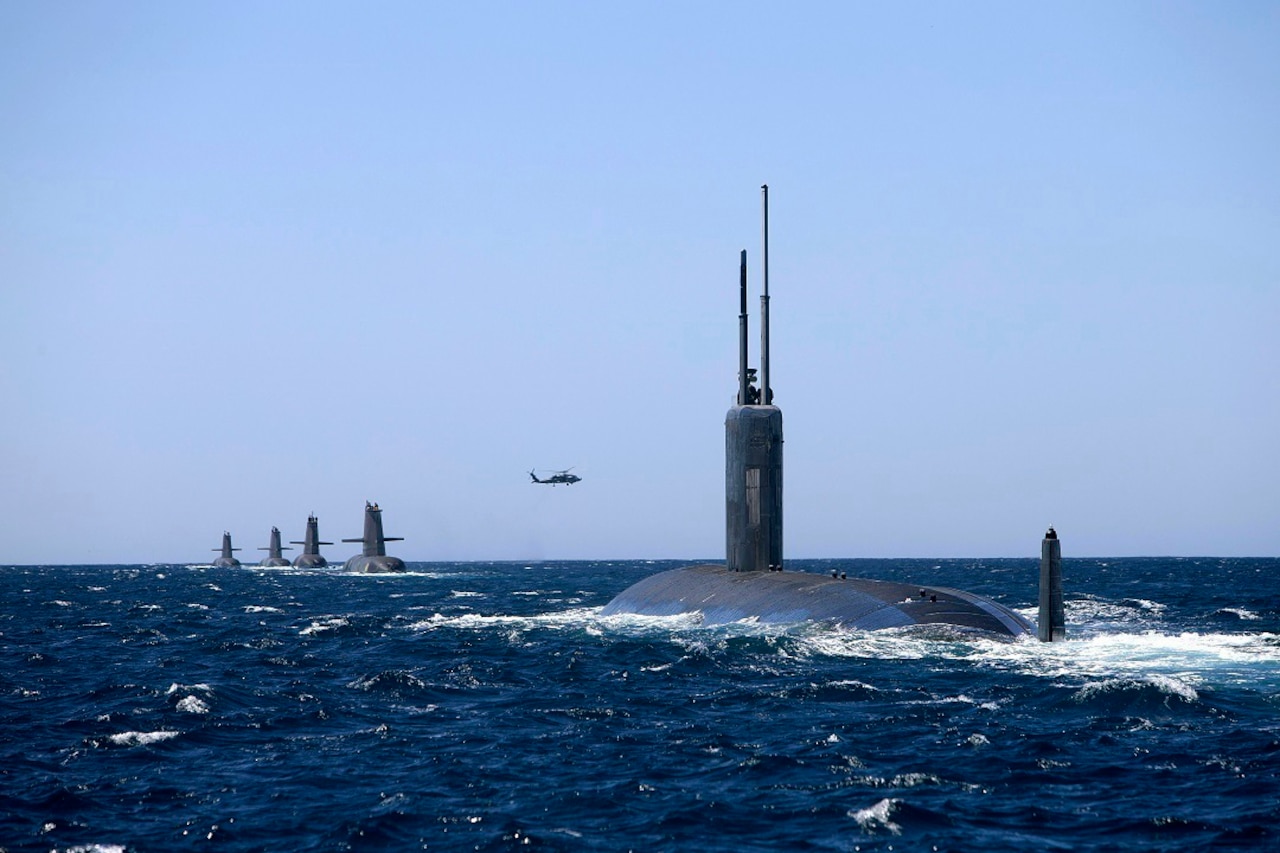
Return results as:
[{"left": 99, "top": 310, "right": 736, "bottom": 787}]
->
[{"left": 529, "top": 468, "right": 582, "bottom": 486}]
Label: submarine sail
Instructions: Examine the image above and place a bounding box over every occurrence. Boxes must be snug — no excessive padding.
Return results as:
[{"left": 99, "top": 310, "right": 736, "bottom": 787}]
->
[
  {"left": 211, "top": 531, "right": 241, "bottom": 568},
  {"left": 291, "top": 514, "right": 332, "bottom": 568},
  {"left": 342, "top": 502, "right": 406, "bottom": 573},
  {"left": 258, "top": 526, "right": 293, "bottom": 567}
]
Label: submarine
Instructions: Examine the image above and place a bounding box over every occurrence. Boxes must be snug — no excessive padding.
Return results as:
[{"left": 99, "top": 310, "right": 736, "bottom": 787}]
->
[
  {"left": 257, "top": 526, "right": 293, "bottom": 567},
  {"left": 291, "top": 514, "right": 333, "bottom": 568},
  {"left": 342, "top": 502, "right": 406, "bottom": 573},
  {"left": 603, "top": 186, "right": 1044, "bottom": 639},
  {"left": 210, "top": 531, "right": 241, "bottom": 568}
]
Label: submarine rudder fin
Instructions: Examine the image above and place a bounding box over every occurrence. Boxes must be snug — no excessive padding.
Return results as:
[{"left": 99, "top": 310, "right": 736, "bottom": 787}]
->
[{"left": 1038, "top": 526, "right": 1065, "bottom": 641}]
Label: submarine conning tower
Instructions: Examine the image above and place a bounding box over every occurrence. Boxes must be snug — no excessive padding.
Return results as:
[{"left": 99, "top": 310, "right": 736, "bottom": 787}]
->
[
  {"left": 352, "top": 502, "right": 393, "bottom": 556},
  {"left": 211, "top": 531, "right": 241, "bottom": 568},
  {"left": 258, "top": 526, "right": 293, "bottom": 567},
  {"left": 291, "top": 514, "right": 332, "bottom": 568},
  {"left": 342, "top": 502, "right": 406, "bottom": 573},
  {"left": 727, "top": 184, "right": 783, "bottom": 574}
]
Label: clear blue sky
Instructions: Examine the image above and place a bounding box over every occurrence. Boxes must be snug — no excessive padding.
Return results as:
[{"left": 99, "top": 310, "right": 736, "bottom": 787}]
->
[{"left": 3, "top": 2, "right": 1276, "bottom": 563}]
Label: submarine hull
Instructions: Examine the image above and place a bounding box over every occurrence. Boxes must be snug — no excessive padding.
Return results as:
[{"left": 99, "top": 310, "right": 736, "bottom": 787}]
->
[
  {"left": 211, "top": 557, "right": 241, "bottom": 568},
  {"left": 601, "top": 564, "right": 1031, "bottom": 638},
  {"left": 293, "top": 554, "right": 329, "bottom": 569},
  {"left": 344, "top": 555, "right": 406, "bottom": 574},
  {"left": 259, "top": 557, "right": 291, "bottom": 567}
]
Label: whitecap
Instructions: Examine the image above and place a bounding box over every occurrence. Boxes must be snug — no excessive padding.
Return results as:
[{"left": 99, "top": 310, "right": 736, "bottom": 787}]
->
[
  {"left": 1063, "top": 595, "right": 1166, "bottom": 627},
  {"left": 859, "top": 773, "right": 943, "bottom": 789},
  {"left": 176, "top": 695, "right": 210, "bottom": 714},
  {"left": 1218, "top": 607, "right": 1261, "bottom": 621},
  {"left": 799, "top": 629, "right": 937, "bottom": 662},
  {"left": 166, "top": 682, "right": 213, "bottom": 696},
  {"left": 410, "top": 603, "right": 1280, "bottom": 696},
  {"left": 301, "top": 617, "right": 350, "bottom": 635},
  {"left": 891, "top": 772, "right": 942, "bottom": 787},
  {"left": 349, "top": 671, "right": 428, "bottom": 692},
  {"left": 1123, "top": 598, "right": 1167, "bottom": 614},
  {"left": 895, "top": 628, "right": 1280, "bottom": 695},
  {"left": 245, "top": 605, "right": 283, "bottom": 614},
  {"left": 1074, "top": 675, "right": 1199, "bottom": 704},
  {"left": 849, "top": 797, "right": 903, "bottom": 835},
  {"left": 409, "top": 607, "right": 607, "bottom": 633},
  {"left": 107, "top": 730, "right": 179, "bottom": 747}
]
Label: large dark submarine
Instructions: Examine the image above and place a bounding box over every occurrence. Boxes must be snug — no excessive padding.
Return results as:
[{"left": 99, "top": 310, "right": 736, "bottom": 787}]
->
[
  {"left": 257, "top": 526, "right": 293, "bottom": 567},
  {"left": 291, "top": 514, "right": 332, "bottom": 569},
  {"left": 342, "top": 502, "right": 406, "bottom": 573},
  {"left": 603, "top": 186, "right": 1052, "bottom": 640},
  {"left": 210, "top": 532, "right": 241, "bottom": 568}
]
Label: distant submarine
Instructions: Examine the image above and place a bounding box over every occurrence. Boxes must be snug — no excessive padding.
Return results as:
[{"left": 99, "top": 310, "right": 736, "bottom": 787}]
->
[
  {"left": 603, "top": 186, "right": 1051, "bottom": 640},
  {"left": 257, "top": 526, "right": 292, "bottom": 567},
  {"left": 291, "top": 514, "right": 332, "bottom": 568},
  {"left": 342, "top": 502, "right": 406, "bottom": 573},
  {"left": 210, "top": 531, "right": 241, "bottom": 568}
]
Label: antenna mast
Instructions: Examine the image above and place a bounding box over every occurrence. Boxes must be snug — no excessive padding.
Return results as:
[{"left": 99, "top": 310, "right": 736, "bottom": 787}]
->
[
  {"left": 760, "top": 184, "right": 771, "bottom": 405},
  {"left": 738, "top": 249, "right": 749, "bottom": 405}
]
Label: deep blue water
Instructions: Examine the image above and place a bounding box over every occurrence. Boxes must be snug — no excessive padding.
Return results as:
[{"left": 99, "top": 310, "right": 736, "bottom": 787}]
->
[{"left": 2, "top": 557, "right": 1278, "bottom": 852}]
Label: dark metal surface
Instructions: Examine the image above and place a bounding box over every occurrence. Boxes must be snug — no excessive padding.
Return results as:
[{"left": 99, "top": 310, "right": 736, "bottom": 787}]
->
[
  {"left": 342, "top": 554, "right": 407, "bottom": 574},
  {"left": 291, "top": 514, "right": 331, "bottom": 568},
  {"left": 210, "top": 531, "right": 241, "bottom": 568},
  {"left": 342, "top": 503, "right": 406, "bottom": 573},
  {"left": 1039, "top": 528, "right": 1065, "bottom": 641},
  {"left": 601, "top": 564, "right": 1031, "bottom": 637},
  {"left": 725, "top": 405, "right": 783, "bottom": 573},
  {"left": 258, "top": 526, "right": 292, "bottom": 567}
]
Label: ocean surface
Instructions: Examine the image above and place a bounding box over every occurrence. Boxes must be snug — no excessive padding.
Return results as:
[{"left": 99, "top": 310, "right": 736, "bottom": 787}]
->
[{"left": 2, "top": 557, "right": 1278, "bottom": 852}]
